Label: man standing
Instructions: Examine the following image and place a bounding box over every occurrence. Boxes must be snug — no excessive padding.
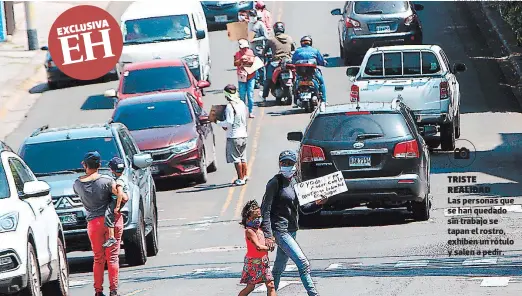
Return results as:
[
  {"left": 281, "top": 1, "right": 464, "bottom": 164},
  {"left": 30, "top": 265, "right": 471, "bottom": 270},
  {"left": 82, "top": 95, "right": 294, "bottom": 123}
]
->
[
  {"left": 73, "top": 151, "right": 123, "bottom": 296},
  {"left": 255, "top": 1, "right": 273, "bottom": 36},
  {"left": 234, "top": 39, "right": 256, "bottom": 118},
  {"left": 248, "top": 9, "right": 269, "bottom": 89},
  {"left": 218, "top": 85, "right": 249, "bottom": 186}
]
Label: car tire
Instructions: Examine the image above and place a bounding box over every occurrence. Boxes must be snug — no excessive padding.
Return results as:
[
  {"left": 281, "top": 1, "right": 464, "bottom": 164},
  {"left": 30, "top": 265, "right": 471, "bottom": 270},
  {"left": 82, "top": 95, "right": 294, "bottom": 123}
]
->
[
  {"left": 298, "top": 211, "right": 321, "bottom": 228},
  {"left": 47, "top": 81, "right": 58, "bottom": 90},
  {"left": 22, "top": 243, "right": 42, "bottom": 296},
  {"left": 124, "top": 209, "right": 147, "bottom": 266},
  {"left": 440, "top": 120, "right": 456, "bottom": 151},
  {"left": 146, "top": 194, "right": 159, "bottom": 257},
  {"left": 455, "top": 111, "right": 461, "bottom": 139},
  {"left": 195, "top": 151, "right": 208, "bottom": 184},
  {"left": 42, "top": 239, "right": 69, "bottom": 296},
  {"left": 207, "top": 142, "right": 218, "bottom": 173},
  {"left": 412, "top": 194, "right": 430, "bottom": 221}
]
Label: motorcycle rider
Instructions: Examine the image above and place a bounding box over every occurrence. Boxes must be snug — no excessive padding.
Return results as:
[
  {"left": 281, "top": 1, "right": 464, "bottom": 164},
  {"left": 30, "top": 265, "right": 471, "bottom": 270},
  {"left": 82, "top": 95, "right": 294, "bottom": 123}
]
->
[
  {"left": 292, "top": 35, "right": 328, "bottom": 111},
  {"left": 261, "top": 22, "right": 295, "bottom": 103},
  {"left": 248, "top": 9, "right": 269, "bottom": 89}
]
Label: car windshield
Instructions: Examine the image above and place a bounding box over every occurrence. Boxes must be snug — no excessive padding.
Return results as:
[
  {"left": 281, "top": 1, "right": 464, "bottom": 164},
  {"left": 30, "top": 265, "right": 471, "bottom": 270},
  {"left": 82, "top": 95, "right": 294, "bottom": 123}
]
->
[
  {"left": 20, "top": 138, "right": 121, "bottom": 176},
  {"left": 121, "top": 66, "right": 191, "bottom": 94},
  {"left": 354, "top": 1, "right": 408, "bottom": 14},
  {"left": 123, "top": 14, "right": 192, "bottom": 44},
  {"left": 0, "top": 161, "right": 9, "bottom": 199},
  {"left": 364, "top": 52, "right": 441, "bottom": 76},
  {"left": 307, "top": 113, "right": 410, "bottom": 141},
  {"left": 113, "top": 99, "right": 193, "bottom": 131}
]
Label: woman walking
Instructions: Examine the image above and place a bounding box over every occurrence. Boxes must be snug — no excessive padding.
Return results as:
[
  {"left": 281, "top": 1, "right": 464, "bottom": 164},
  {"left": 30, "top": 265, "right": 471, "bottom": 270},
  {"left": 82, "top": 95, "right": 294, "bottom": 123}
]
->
[{"left": 234, "top": 38, "right": 256, "bottom": 118}]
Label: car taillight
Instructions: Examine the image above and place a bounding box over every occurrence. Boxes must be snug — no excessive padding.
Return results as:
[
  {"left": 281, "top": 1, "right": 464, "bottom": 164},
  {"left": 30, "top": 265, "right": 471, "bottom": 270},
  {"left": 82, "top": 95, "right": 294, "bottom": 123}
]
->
[
  {"left": 440, "top": 81, "right": 449, "bottom": 99},
  {"left": 393, "top": 140, "right": 419, "bottom": 158},
  {"left": 405, "top": 15, "right": 416, "bottom": 26},
  {"left": 301, "top": 145, "right": 326, "bottom": 162},
  {"left": 350, "top": 84, "right": 359, "bottom": 102},
  {"left": 345, "top": 17, "right": 361, "bottom": 28}
]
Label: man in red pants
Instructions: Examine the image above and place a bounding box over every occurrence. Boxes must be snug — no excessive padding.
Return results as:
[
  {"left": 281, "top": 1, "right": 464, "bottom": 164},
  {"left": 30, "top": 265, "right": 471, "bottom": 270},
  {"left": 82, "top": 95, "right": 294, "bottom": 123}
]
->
[{"left": 73, "top": 151, "right": 124, "bottom": 296}]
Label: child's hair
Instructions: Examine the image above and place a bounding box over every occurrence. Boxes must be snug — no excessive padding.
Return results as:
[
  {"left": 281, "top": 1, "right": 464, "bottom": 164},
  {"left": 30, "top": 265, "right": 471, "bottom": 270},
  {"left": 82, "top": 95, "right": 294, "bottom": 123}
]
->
[{"left": 240, "top": 200, "right": 259, "bottom": 228}]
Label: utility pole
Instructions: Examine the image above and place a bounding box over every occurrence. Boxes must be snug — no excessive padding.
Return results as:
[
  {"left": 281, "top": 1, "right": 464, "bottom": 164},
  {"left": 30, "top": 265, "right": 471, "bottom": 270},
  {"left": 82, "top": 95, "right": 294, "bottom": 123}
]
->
[{"left": 24, "top": 1, "right": 38, "bottom": 50}]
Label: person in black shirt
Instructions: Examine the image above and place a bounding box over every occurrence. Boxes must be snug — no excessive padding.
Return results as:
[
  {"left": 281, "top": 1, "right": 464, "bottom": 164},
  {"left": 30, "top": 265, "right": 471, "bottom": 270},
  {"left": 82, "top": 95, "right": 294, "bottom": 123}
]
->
[{"left": 260, "top": 150, "right": 328, "bottom": 296}]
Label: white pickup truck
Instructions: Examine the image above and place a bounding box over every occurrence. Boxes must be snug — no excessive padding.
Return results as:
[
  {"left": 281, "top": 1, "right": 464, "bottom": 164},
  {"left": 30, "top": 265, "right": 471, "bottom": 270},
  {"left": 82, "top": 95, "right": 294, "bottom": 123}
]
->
[{"left": 345, "top": 45, "right": 467, "bottom": 151}]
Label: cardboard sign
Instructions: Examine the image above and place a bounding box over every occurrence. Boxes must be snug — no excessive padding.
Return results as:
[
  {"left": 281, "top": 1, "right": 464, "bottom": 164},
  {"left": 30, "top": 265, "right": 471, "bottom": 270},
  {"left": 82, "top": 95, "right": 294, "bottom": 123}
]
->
[
  {"left": 244, "top": 56, "right": 264, "bottom": 74},
  {"left": 227, "top": 21, "right": 255, "bottom": 41},
  {"left": 209, "top": 105, "right": 227, "bottom": 123},
  {"left": 294, "top": 171, "right": 348, "bottom": 206}
]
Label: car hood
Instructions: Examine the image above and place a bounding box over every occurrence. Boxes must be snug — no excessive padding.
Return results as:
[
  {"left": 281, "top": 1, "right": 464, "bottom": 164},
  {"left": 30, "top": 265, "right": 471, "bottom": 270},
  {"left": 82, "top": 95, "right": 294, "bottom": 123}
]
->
[
  {"left": 130, "top": 124, "right": 197, "bottom": 151},
  {"left": 38, "top": 171, "right": 110, "bottom": 197},
  {"left": 120, "top": 39, "right": 198, "bottom": 64},
  {"left": 118, "top": 87, "right": 192, "bottom": 101}
]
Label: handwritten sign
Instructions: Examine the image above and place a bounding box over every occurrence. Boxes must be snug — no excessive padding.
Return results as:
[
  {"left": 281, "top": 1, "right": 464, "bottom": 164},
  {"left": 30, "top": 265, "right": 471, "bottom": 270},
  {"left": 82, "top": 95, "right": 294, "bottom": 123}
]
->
[{"left": 293, "top": 171, "right": 348, "bottom": 206}]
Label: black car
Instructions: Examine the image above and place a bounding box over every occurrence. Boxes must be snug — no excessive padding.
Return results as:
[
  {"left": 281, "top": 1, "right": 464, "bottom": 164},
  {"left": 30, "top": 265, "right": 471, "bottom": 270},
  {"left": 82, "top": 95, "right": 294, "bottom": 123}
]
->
[
  {"left": 287, "top": 100, "right": 433, "bottom": 224},
  {"left": 331, "top": 1, "right": 424, "bottom": 65}
]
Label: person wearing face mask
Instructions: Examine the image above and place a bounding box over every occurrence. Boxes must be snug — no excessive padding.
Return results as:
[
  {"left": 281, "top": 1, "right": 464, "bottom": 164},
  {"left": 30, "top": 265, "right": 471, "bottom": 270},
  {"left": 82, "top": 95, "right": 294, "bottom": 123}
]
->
[
  {"left": 238, "top": 9, "right": 249, "bottom": 22},
  {"left": 260, "top": 150, "right": 327, "bottom": 296},
  {"left": 247, "top": 9, "right": 268, "bottom": 89}
]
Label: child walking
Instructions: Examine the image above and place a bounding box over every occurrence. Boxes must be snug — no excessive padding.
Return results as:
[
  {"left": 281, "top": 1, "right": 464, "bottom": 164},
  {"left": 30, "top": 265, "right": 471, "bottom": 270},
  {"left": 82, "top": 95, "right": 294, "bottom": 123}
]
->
[
  {"left": 103, "top": 157, "right": 129, "bottom": 248},
  {"left": 238, "top": 200, "right": 276, "bottom": 296}
]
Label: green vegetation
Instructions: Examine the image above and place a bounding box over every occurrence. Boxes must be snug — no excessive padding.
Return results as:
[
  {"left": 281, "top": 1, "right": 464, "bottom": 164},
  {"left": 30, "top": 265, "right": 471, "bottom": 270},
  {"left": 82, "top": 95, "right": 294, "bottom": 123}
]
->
[{"left": 496, "top": 1, "right": 522, "bottom": 46}]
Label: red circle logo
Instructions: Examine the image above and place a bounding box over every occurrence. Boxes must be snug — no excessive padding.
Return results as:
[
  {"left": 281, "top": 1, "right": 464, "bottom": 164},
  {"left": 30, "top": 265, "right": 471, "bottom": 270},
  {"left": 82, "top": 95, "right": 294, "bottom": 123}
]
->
[{"left": 48, "top": 5, "right": 123, "bottom": 81}]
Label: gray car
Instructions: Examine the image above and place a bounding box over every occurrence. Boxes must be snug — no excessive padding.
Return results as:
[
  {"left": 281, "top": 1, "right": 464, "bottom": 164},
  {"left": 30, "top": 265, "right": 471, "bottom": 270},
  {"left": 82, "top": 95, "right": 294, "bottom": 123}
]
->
[
  {"left": 331, "top": 1, "right": 424, "bottom": 65},
  {"left": 201, "top": 1, "right": 254, "bottom": 27},
  {"left": 18, "top": 123, "right": 159, "bottom": 267}
]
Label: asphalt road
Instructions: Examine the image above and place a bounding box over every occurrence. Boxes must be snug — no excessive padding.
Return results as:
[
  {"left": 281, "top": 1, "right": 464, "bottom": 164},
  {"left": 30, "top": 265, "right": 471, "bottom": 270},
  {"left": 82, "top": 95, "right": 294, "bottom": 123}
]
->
[{"left": 5, "top": 1, "right": 522, "bottom": 295}]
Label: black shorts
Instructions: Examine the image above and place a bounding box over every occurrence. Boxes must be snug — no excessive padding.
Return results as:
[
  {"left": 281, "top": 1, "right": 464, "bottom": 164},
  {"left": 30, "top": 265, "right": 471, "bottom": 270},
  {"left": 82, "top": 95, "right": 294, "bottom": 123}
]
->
[{"left": 104, "top": 198, "right": 127, "bottom": 228}]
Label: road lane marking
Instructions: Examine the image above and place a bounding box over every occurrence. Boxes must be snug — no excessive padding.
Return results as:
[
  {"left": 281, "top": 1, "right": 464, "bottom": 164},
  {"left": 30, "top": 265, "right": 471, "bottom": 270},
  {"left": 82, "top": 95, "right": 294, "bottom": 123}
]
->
[
  {"left": 123, "top": 288, "right": 148, "bottom": 296},
  {"left": 285, "top": 264, "right": 298, "bottom": 272},
  {"left": 462, "top": 258, "right": 498, "bottom": 266},
  {"left": 253, "top": 281, "right": 299, "bottom": 293},
  {"left": 394, "top": 260, "right": 429, "bottom": 268},
  {"left": 158, "top": 218, "right": 186, "bottom": 222},
  {"left": 193, "top": 267, "right": 230, "bottom": 274},
  {"left": 133, "top": 269, "right": 166, "bottom": 275},
  {"left": 69, "top": 279, "right": 90, "bottom": 287},
  {"left": 480, "top": 277, "right": 510, "bottom": 287},
  {"left": 326, "top": 263, "right": 344, "bottom": 270},
  {"left": 171, "top": 245, "right": 245, "bottom": 255}
]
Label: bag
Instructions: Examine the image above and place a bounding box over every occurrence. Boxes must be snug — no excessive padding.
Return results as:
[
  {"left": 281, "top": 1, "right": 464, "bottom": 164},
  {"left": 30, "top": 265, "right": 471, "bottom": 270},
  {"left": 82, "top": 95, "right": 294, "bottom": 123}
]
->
[{"left": 238, "top": 69, "right": 248, "bottom": 82}]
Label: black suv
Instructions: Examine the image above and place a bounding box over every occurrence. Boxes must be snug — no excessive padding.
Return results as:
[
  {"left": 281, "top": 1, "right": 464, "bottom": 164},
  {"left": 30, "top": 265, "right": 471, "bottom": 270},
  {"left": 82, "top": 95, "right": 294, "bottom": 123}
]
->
[
  {"left": 287, "top": 101, "right": 433, "bottom": 223},
  {"left": 18, "top": 123, "right": 159, "bottom": 266}
]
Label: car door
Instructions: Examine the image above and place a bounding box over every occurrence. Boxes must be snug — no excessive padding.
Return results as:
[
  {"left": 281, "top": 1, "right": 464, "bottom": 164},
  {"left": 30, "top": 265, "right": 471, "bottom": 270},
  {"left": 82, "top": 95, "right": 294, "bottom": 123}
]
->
[
  {"left": 339, "top": 2, "right": 351, "bottom": 46},
  {"left": 439, "top": 49, "right": 459, "bottom": 116},
  {"left": 187, "top": 93, "right": 212, "bottom": 159}
]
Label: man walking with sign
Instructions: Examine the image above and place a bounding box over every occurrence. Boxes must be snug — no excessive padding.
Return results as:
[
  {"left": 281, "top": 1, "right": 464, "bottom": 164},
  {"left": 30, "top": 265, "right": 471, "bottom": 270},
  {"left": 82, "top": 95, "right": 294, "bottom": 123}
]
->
[{"left": 260, "top": 150, "right": 327, "bottom": 296}]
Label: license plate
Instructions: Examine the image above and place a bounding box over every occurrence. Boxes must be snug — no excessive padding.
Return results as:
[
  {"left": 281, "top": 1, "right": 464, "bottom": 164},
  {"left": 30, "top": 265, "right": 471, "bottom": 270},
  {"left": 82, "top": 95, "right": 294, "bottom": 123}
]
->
[
  {"left": 376, "top": 25, "right": 391, "bottom": 33},
  {"left": 150, "top": 165, "right": 159, "bottom": 174},
  {"left": 349, "top": 155, "right": 372, "bottom": 167},
  {"left": 215, "top": 15, "right": 227, "bottom": 22},
  {"left": 59, "top": 214, "right": 77, "bottom": 225},
  {"left": 281, "top": 72, "right": 291, "bottom": 79},
  {"left": 300, "top": 93, "right": 312, "bottom": 99}
]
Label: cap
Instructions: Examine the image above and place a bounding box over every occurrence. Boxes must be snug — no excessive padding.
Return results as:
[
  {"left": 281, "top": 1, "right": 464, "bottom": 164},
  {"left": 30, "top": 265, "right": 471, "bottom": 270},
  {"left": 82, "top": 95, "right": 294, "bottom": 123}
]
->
[
  {"left": 238, "top": 39, "right": 249, "bottom": 48},
  {"left": 224, "top": 84, "right": 237, "bottom": 94},
  {"left": 248, "top": 9, "right": 258, "bottom": 17},
  {"left": 83, "top": 151, "right": 101, "bottom": 164},
  {"left": 109, "top": 157, "right": 125, "bottom": 173},
  {"left": 279, "top": 150, "right": 297, "bottom": 162},
  {"left": 255, "top": 1, "right": 265, "bottom": 9}
]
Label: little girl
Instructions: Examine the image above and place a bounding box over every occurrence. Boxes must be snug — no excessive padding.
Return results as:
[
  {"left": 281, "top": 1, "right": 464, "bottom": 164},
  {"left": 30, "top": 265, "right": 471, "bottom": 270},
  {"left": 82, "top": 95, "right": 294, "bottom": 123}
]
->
[{"left": 238, "top": 200, "right": 276, "bottom": 296}]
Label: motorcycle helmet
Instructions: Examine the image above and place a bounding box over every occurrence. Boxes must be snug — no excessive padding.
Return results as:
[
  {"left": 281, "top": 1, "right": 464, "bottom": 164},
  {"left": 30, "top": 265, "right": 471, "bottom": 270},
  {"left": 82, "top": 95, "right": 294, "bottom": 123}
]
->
[
  {"left": 273, "top": 22, "right": 285, "bottom": 34},
  {"left": 300, "top": 35, "right": 312, "bottom": 46},
  {"left": 248, "top": 9, "right": 259, "bottom": 20}
]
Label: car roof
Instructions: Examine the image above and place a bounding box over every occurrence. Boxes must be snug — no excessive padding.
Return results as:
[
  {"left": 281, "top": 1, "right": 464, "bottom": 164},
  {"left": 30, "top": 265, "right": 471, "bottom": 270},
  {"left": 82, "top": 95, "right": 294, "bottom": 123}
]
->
[
  {"left": 367, "top": 44, "right": 441, "bottom": 54},
  {"left": 121, "top": 1, "right": 201, "bottom": 21},
  {"left": 320, "top": 102, "right": 403, "bottom": 115},
  {"left": 123, "top": 59, "right": 186, "bottom": 71},
  {"left": 115, "top": 92, "right": 189, "bottom": 108},
  {"left": 24, "top": 123, "right": 121, "bottom": 145}
]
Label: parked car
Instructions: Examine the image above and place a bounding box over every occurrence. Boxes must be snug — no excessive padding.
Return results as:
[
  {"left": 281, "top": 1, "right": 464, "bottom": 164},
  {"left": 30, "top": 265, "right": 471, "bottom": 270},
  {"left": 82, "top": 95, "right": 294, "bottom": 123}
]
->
[
  {"left": 118, "top": 1, "right": 211, "bottom": 81},
  {"left": 110, "top": 92, "right": 217, "bottom": 184},
  {"left": 331, "top": 1, "right": 424, "bottom": 65},
  {"left": 201, "top": 1, "right": 254, "bottom": 26},
  {"left": 287, "top": 100, "right": 432, "bottom": 225},
  {"left": 18, "top": 123, "right": 158, "bottom": 266},
  {"left": 0, "top": 140, "right": 69, "bottom": 296},
  {"left": 40, "top": 46, "right": 117, "bottom": 89},
  {"left": 104, "top": 59, "right": 210, "bottom": 108},
  {"left": 345, "top": 44, "right": 466, "bottom": 151}
]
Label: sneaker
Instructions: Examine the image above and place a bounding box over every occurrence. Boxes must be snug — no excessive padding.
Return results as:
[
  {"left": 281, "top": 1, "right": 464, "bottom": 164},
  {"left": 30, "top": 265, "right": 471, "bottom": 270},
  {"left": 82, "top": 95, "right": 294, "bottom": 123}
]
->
[
  {"left": 102, "top": 237, "right": 117, "bottom": 248},
  {"left": 242, "top": 176, "right": 250, "bottom": 182},
  {"left": 95, "top": 293, "right": 106, "bottom": 296},
  {"left": 234, "top": 179, "right": 246, "bottom": 186},
  {"left": 249, "top": 113, "right": 255, "bottom": 118},
  {"left": 110, "top": 291, "right": 120, "bottom": 296}
]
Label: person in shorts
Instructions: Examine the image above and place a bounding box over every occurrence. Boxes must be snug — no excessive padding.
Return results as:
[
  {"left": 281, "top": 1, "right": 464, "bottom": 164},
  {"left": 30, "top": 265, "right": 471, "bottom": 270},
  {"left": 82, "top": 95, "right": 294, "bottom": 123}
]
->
[{"left": 103, "top": 157, "right": 129, "bottom": 248}]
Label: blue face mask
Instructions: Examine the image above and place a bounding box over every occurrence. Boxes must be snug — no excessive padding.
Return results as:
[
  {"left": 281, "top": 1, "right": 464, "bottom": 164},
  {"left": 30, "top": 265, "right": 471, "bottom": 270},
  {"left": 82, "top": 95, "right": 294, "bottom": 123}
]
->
[
  {"left": 280, "top": 165, "right": 296, "bottom": 178},
  {"left": 246, "top": 217, "right": 262, "bottom": 228}
]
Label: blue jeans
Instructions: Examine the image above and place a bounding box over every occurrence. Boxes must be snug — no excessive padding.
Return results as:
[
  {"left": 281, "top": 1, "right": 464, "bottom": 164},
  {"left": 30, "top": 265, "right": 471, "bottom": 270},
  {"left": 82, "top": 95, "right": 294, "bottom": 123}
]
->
[
  {"left": 272, "top": 231, "right": 319, "bottom": 296},
  {"left": 238, "top": 77, "right": 255, "bottom": 114}
]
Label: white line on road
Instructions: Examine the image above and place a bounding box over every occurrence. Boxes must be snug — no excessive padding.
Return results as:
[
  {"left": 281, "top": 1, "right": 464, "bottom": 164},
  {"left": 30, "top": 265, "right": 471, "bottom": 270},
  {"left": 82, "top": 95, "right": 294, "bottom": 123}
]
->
[
  {"left": 171, "top": 246, "right": 245, "bottom": 255},
  {"left": 480, "top": 277, "right": 511, "bottom": 287},
  {"left": 193, "top": 267, "right": 230, "bottom": 274},
  {"left": 69, "top": 279, "right": 91, "bottom": 287},
  {"left": 326, "top": 263, "right": 344, "bottom": 270},
  {"left": 394, "top": 260, "right": 430, "bottom": 268},
  {"left": 159, "top": 218, "right": 186, "bottom": 222},
  {"left": 203, "top": 216, "right": 219, "bottom": 219},
  {"left": 253, "top": 281, "right": 300, "bottom": 293},
  {"left": 462, "top": 258, "right": 498, "bottom": 266},
  {"left": 285, "top": 264, "right": 298, "bottom": 272},
  {"left": 133, "top": 269, "right": 166, "bottom": 275}
]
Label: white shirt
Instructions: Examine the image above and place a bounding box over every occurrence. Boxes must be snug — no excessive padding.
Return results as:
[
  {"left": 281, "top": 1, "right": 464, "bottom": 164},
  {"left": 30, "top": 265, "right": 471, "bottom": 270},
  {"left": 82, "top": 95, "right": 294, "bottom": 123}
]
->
[{"left": 218, "top": 100, "right": 248, "bottom": 138}]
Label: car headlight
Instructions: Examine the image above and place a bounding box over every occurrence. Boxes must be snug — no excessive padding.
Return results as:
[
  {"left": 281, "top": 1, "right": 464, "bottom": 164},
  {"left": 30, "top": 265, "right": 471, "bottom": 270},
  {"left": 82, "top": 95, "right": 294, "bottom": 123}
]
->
[
  {"left": 0, "top": 213, "right": 19, "bottom": 233},
  {"left": 170, "top": 138, "right": 198, "bottom": 155},
  {"left": 183, "top": 54, "right": 200, "bottom": 68}
]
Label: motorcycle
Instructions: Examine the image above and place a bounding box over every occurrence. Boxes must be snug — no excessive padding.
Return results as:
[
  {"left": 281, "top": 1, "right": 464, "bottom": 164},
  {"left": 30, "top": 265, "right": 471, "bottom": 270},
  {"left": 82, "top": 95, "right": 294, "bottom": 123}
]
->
[
  {"left": 269, "top": 57, "right": 295, "bottom": 105},
  {"left": 294, "top": 61, "right": 321, "bottom": 113}
]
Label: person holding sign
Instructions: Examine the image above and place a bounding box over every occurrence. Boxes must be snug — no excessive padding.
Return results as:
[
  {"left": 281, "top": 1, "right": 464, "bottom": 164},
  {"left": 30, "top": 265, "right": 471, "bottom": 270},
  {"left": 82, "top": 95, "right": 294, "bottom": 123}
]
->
[
  {"left": 260, "top": 150, "right": 327, "bottom": 296},
  {"left": 234, "top": 39, "right": 256, "bottom": 118}
]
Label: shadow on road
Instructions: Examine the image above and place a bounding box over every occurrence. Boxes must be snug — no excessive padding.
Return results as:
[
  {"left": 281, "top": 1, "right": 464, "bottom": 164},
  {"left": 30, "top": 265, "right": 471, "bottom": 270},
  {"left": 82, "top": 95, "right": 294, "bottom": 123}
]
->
[{"left": 80, "top": 94, "right": 115, "bottom": 110}]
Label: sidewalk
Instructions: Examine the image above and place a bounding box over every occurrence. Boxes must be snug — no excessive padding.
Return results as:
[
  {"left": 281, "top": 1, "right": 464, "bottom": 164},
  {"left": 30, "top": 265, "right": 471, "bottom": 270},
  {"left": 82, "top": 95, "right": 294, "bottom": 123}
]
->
[{"left": 0, "top": 1, "right": 109, "bottom": 140}]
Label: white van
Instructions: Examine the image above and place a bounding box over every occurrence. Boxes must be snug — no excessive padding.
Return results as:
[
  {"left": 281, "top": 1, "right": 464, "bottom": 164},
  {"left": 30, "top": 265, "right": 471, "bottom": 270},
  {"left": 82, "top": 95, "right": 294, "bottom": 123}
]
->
[{"left": 118, "top": 2, "right": 211, "bottom": 81}]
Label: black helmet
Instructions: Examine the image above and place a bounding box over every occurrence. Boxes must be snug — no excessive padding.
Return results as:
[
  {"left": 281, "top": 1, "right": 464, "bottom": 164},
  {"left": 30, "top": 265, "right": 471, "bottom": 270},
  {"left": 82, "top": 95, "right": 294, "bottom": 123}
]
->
[
  {"left": 248, "top": 9, "right": 258, "bottom": 18},
  {"left": 273, "top": 22, "right": 285, "bottom": 34},
  {"left": 300, "top": 35, "right": 312, "bottom": 46}
]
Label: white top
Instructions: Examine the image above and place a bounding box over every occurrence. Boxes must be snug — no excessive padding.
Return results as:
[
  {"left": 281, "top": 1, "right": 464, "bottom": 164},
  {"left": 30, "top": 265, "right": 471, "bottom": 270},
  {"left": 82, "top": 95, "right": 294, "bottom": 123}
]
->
[{"left": 218, "top": 101, "right": 248, "bottom": 139}]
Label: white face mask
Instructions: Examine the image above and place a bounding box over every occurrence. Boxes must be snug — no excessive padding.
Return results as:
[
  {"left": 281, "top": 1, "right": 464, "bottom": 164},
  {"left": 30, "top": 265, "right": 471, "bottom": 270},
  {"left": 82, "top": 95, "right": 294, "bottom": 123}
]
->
[
  {"left": 249, "top": 18, "right": 256, "bottom": 23},
  {"left": 239, "top": 15, "right": 246, "bottom": 21},
  {"left": 280, "top": 165, "right": 296, "bottom": 178}
]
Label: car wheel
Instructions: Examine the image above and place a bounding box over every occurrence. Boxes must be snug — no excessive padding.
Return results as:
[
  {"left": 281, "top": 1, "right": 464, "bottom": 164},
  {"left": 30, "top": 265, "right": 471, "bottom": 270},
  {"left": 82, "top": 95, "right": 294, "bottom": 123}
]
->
[
  {"left": 42, "top": 239, "right": 69, "bottom": 296},
  {"left": 22, "top": 243, "right": 42, "bottom": 296},
  {"left": 207, "top": 142, "right": 218, "bottom": 173},
  {"left": 440, "top": 120, "right": 456, "bottom": 151},
  {"left": 455, "top": 111, "right": 461, "bottom": 139},
  {"left": 124, "top": 209, "right": 147, "bottom": 266},
  {"left": 412, "top": 194, "right": 430, "bottom": 221},
  {"left": 195, "top": 151, "right": 208, "bottom": 184},
  {"left": 47, "top": 81, "right": 58, "bottom": 90},
  {"left": 146, "top": 194, "right": 159, "bottom": 257}
]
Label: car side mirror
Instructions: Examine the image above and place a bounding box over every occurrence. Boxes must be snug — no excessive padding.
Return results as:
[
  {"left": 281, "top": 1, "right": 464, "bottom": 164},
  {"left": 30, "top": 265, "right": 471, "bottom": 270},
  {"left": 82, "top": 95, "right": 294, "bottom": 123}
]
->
[
  {"left": 414, "top": 4, "right": 424, "bottom": 11},
  {"left": 287, "top": 131, "right": 303, "bottom": 142},
  {"left": 197, "top": 80, "right": 210, "bottom": 88},
  {"left": 23, "top": 181, "right": 50, "bottom": 198},
  {"left": 198, "top": 115, "right": 210, "bottom": 124},
  {"left": 453, "top": 63, "right": 466, "bottom": 73},
  {"left": 346, "top": 66, "right": 360, "bottom": 77},
  {"left": 420, "top": 125, "right": 437, "bottom": 136},
  {"left": 104, "top": 89, "right": 117, "bottom": 98},
  {"left": 133, "top": 153, "right": 153, "bottom": 169},
  {"left": 40, "top": 45, "right": 49, "bottom": 51},
  {"left": 331, "top": 8, "right": 342, "bottom": 16},
  {"left": 196, "top": 30, "right": 206, "bottom": 40}
]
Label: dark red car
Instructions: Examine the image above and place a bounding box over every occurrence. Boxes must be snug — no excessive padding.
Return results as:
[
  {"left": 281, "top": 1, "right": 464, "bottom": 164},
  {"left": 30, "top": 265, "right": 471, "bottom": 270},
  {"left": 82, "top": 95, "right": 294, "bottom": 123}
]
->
[
  {"left": 104, "top": 59, "right": 210, "bottom": 107},
  {"left": 110, "top": 92, "right": 217, "bottom": 184}
]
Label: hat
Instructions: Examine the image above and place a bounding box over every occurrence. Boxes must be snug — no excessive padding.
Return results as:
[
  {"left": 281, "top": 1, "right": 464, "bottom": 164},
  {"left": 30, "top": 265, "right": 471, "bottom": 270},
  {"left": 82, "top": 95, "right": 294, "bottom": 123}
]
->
[
  {"left": 255, "top": 1, "right": 265, "bottom": 9},
  {"left": 279, "top": 150, "right": 297, "bottom": 162},
  {"left": 224, "top": 84, "right": 241, "bottom": 102},
  {"left": 238, "top": 39, "right": 249, "bottom": 49},
  {"left": 224, "top": 84, "right": 237, "bottom": 93},
  {"left": 83, "top": 151, "right": 101, "bottom": 165},
  {"left": 109, "top": 157, "right": 125, "bottom": 173}
]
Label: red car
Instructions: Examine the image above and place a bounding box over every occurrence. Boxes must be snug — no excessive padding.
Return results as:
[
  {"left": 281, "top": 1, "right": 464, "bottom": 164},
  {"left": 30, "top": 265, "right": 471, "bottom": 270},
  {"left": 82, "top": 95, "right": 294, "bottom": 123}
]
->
[{"left": 104, "top": 59, "right": 210, "bottom": 107}]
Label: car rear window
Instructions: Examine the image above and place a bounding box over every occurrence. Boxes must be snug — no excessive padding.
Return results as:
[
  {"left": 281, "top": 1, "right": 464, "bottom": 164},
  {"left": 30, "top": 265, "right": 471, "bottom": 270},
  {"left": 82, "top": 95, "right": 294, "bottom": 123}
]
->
[
  {"left": 354, "top": 1, "right": 408, "bottom": 14},
  {"left": 307, "top": 113, "right": 411, "bottom": 142},
  {"left": 0, "top": 161, "right": 9, "bottom": 199},
  {"left": 364, "top": 51, "right": 442, "bottom": 76},
  {"left": 121, "top": 66, "right": 191, "bottom": 94}
]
